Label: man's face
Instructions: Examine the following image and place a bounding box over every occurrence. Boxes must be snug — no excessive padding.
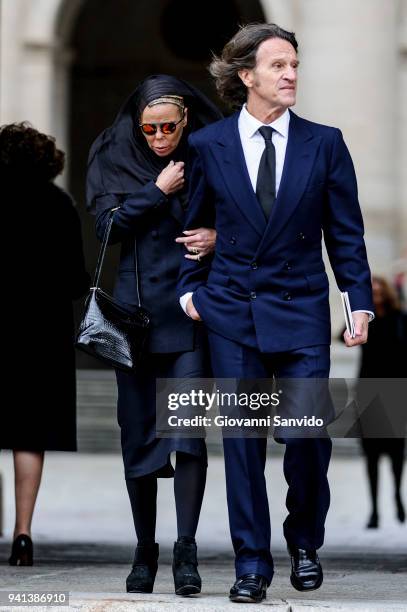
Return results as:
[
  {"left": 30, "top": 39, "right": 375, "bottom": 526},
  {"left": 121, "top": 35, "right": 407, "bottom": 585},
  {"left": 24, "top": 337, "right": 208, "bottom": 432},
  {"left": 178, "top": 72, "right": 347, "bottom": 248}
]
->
[{"left": 240, "top": 37, "right": 299, "bottom": 111}]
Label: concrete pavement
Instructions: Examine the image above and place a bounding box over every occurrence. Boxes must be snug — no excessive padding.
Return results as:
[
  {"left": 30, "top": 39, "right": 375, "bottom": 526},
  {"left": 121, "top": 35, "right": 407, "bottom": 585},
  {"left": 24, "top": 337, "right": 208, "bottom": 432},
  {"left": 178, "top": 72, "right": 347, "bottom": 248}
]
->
[{"left": 0, "top": 451, "right": 406, "bottom": 610}]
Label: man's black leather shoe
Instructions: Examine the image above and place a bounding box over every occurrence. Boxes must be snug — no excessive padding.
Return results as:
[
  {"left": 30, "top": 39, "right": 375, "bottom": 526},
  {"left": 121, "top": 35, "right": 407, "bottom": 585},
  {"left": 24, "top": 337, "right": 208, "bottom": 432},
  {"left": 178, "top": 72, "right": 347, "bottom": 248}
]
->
[
  {"left": 229, "top": 574, "right": 268, "bottom": 603},
  {"left": 289, "top": 547, "right": 323, "bottom": 591}
]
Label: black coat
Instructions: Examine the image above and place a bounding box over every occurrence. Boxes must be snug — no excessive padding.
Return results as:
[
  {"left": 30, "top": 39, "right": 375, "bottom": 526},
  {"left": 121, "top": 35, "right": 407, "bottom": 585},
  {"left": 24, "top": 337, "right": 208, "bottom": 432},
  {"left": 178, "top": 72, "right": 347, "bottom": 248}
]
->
[
  {"left": 357, "top": 310, "right": 407, "bottom": 447},
  {"left": 95, "top": 181, "right": 196, "bottom": 353},
  {"left": 1, "top": 182, "right": 90, "bottom": 451},
  {"left": 359, "top": 310, "right": 407, "bottom": 378}
]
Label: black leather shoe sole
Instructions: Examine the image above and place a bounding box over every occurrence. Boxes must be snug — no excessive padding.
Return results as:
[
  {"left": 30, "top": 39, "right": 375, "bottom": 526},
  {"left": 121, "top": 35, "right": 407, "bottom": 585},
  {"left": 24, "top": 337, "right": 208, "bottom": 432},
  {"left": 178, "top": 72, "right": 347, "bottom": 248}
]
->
[
  {"left": 290, "top": 570, "right": 323, "bottom": 592},
  {"left": 229, "top": 591, "right": 266, "bottom": 603},
  {"left": 175, "top": 583, "right": 201, "bottom": 596}
]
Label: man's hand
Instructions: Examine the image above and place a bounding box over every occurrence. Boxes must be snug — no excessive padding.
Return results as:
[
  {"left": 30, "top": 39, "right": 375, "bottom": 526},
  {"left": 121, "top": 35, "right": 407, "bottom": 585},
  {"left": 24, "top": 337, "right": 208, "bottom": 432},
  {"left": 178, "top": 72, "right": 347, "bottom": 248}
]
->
[
  {"left": 175, "top": 228, "right": 216, "bottom": 260},
  {"left": 186, "top": 296, "right": 202, "bottom": 321},
  {"left": 343, "top": 312, "right": 369, "bottom": 347}
]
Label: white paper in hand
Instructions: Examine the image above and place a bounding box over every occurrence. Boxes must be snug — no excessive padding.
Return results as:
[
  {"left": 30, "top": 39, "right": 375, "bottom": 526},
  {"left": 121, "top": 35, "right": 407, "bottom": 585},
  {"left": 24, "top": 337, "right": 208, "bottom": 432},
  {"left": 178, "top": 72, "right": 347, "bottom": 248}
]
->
[{"left": 340, "top": 291, "right": 356, "bottom": 339}]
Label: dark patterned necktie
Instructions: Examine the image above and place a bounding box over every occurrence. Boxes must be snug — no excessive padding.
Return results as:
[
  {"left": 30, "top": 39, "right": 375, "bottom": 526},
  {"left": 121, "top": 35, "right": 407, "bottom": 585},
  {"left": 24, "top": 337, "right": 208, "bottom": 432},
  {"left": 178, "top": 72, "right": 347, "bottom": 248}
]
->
[{"left": 256, "top": 126, "right": 276, "bottom": 219}]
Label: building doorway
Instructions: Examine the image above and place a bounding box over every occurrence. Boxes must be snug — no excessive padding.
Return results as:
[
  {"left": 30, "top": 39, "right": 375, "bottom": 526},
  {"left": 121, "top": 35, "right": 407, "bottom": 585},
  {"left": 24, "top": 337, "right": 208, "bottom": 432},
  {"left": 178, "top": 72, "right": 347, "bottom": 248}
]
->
[{"left": 68, "top": 0, "right": 265, "bottom": 367}]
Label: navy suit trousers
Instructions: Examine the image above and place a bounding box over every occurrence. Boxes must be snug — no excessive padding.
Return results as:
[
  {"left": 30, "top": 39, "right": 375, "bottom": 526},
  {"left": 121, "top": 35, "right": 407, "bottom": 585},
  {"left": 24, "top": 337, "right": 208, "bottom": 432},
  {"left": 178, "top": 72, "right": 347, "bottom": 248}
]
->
[{"left": 207, "top": 331, "right": 332, "bottom": 583}]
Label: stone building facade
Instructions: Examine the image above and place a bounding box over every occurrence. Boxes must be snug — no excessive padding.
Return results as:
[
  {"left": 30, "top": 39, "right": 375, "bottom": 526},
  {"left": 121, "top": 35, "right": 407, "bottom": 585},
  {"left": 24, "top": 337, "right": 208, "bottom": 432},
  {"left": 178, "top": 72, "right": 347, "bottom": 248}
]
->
[{"left": 1, "top": 0, "right": 406, "bottom": 351}]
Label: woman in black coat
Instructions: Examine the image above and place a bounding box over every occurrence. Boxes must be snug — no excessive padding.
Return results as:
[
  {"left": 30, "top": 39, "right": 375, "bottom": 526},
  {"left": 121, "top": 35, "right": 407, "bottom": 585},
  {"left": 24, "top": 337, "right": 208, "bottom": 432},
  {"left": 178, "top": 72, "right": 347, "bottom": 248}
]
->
[
  {"left": 358, "top": 276, "right": 406, "bottom": 528},
  {"left": 0, "top": 122, "right": 90, "bottom": 564},
  {"left": 87, "top": 75, "right": 222, "bottom": 595}
]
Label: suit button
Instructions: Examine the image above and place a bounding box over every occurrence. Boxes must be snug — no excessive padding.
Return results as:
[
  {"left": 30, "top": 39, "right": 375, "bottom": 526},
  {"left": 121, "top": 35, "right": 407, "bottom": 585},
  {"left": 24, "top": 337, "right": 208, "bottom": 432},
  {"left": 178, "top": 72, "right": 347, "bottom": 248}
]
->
[
  {"left": 250, "top": 291, "right": 257, "bottom": 300},
  {"left": 284, "top": 261, "right": 292, "bottom": 271},
  {"left": 149, "top": 276, "right": 159, "bottom": 283},
  {"left": 283, "top": 292, "right": 292, "bottom": 301},
  {"left": 230, "top": 236, "right": 237, "bottom": 245},
  {"left": 152, "top": 230, "right": 158, "bottom": 239},
  {"left": 299, "top": 232, "right": 306, "bottom": 240},
  {"left": 251, "top": 261, "right": 258, "bottom": 270}
]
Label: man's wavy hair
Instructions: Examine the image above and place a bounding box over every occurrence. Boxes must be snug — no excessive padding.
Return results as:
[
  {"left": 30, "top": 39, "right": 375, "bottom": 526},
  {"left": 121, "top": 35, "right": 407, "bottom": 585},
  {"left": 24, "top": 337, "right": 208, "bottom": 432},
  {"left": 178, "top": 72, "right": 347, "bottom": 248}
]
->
[
  {"left": 0, "top": 122, "right": 65, "bottom": 182},
  {"left": 209, "top": 23, "right": 298, "bottom": 110}
]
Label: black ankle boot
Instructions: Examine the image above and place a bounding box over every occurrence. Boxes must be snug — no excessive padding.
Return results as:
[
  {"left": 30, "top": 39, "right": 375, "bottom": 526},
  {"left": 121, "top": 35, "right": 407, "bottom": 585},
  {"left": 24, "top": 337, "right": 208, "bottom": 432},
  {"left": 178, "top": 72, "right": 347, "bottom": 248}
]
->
[
  {"left": 172, "top": 536, "right": 201, "bottom": 596},
  {"left": 126, "top": 542, "right": 159, "bottom": 593}
]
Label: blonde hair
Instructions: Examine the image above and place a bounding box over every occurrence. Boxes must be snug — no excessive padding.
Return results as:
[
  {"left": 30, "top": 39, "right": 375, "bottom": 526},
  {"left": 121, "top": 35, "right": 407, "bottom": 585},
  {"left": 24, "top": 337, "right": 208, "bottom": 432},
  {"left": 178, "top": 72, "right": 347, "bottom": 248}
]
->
[{"left": 148, "top": 95, "right": 185, "bottom": 111}]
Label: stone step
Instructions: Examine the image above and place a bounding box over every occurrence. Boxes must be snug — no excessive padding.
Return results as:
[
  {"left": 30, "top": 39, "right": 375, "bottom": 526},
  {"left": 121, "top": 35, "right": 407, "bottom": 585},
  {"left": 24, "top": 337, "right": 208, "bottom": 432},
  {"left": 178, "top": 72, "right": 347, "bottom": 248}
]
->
[{"left": 76, "top": 369, "right": 361, "bottom": 455}]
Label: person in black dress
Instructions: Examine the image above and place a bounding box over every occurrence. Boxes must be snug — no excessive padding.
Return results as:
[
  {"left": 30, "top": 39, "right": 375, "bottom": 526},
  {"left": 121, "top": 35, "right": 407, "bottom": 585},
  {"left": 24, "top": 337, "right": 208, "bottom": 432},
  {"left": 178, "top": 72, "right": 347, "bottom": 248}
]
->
[
  {"left": 0, "top": 122, "right": 90, "bottom": 565},
  {"left": 358, "top": 275, "right": 406, "bottom": 528},
  {"left": 87, "top": 75, "right": 222, "bottom": 595}
]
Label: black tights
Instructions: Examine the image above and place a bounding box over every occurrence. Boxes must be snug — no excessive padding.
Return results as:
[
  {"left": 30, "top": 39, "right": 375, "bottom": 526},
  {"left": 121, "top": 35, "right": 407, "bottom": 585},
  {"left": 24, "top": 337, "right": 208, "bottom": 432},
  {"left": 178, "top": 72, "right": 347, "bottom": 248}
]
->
[
  {"left": 126, "top": 452, "right": 207, "bottom": 544},
  {"left": 365, "top": 444, "right": 405, "bottom": 515}
]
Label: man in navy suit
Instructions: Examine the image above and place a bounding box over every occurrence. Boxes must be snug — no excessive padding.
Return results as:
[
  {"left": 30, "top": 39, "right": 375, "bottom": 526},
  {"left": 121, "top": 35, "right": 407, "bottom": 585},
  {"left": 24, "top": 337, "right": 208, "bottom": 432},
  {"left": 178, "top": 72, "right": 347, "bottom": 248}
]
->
[{"left": 177, "top": 23, "right": 374, "bottom": 603}]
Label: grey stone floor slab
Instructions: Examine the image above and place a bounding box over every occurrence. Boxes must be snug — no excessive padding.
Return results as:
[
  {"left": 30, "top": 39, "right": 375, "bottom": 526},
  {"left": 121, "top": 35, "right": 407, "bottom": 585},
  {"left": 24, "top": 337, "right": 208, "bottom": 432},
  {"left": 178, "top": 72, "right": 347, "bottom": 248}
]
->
[
  {"left": 0, "top": 552, "right": 406, "bottom": 611},
  {"left": 0, "top": 452, "right": 406, "bottom": 610},
  {"left": 1, "top": 453, "right": 406, "bottom": 552}
]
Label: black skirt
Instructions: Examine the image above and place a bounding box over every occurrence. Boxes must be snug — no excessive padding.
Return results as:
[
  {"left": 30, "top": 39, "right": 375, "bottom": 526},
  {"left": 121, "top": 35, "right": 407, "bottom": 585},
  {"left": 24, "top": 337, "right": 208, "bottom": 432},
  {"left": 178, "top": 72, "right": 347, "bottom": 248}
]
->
[{"left": 116, "top": 328, "right": 209, "bottom": 479}]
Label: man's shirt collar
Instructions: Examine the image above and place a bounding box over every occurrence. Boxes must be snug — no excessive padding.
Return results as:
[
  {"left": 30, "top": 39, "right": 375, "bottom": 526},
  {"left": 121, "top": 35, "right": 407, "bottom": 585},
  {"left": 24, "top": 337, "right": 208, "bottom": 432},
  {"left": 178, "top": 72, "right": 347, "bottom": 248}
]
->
[{"left": 239, "top": 104, "right": 290, "bottom": 139}]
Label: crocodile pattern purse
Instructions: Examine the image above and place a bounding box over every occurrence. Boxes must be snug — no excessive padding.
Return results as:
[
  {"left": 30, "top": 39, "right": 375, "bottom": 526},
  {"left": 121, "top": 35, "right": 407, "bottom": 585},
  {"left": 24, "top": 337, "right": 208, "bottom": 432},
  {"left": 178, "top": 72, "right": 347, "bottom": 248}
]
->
[{"left": 76, "top": 208, "right": 150, "bottom": 371}]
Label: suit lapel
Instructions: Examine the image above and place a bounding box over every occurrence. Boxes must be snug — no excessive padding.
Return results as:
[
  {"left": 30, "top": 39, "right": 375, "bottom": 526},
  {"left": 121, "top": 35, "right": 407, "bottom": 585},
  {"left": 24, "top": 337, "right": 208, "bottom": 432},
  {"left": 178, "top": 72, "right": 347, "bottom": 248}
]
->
[
  {"left": 257, "top": 111, "right": 321, "bottom": 255},
  {"left": 212, "top": 113, "right": 267, "bottom": 237}
]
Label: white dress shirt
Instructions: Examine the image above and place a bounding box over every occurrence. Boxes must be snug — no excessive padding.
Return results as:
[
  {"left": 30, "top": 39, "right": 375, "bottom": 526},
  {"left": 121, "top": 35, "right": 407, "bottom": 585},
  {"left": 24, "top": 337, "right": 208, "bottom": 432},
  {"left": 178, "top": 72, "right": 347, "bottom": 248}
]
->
[
  {"left": 239, "top": 104, "right": 290, "bottom": 195},
  {"left": 180, "top": 105, "right": 373, "bottom": 322},
  {"left": 180, "top": 106, "right": 289, "bottom": 314}
]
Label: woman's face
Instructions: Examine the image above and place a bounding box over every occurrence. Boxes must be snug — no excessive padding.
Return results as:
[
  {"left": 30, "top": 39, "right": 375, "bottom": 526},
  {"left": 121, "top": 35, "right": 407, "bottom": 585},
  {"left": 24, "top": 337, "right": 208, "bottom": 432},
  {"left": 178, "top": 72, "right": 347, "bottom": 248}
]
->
[{"left": 140, "top": 103, "right": 187, "bottom": 157}]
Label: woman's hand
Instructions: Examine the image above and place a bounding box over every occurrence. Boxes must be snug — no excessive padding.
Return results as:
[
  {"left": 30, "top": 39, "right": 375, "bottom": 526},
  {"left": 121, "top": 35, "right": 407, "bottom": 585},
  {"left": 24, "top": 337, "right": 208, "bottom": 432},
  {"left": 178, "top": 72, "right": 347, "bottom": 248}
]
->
[
  {"left": 175, "top": 228, "right": 217, "bottom": 260},
  {"left": 155, "top": 161, "right": 185, "bottom": 195}
]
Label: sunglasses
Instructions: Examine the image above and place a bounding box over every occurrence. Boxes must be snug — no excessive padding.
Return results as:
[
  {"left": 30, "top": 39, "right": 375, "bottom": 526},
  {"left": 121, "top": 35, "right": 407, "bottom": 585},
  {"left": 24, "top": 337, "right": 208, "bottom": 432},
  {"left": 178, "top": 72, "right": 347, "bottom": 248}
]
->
[{"left": 139, "top": 114, "right": 185, "bottom": 136}]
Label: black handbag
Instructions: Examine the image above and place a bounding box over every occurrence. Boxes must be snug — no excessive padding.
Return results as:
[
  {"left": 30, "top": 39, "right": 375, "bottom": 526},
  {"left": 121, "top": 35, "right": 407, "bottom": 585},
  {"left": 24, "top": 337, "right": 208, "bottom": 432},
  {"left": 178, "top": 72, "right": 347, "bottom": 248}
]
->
[{"left": 76, "top": 208, "right": 150, "bottom": 371}]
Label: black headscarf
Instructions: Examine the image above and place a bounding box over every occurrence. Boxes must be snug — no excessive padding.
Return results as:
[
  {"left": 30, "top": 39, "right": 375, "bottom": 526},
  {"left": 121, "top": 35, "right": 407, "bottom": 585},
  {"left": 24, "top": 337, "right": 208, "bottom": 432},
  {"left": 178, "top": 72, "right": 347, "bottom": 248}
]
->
[{"left": 86, "top": 74, "right": 222, "bottom": 213}]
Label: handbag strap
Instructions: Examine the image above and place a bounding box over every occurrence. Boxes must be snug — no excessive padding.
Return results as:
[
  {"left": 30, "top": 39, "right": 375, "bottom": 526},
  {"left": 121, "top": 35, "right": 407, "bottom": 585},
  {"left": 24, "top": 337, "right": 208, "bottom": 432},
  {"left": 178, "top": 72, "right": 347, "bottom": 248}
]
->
[
  {"left": 92, "top": 207, "right": 119, "bottom": 289},
  {"left": 134, "top": 231, "right": 142, "bottom": 308},
  {"left": 92, "top": 207, "right": 143, "bottom": 308}
]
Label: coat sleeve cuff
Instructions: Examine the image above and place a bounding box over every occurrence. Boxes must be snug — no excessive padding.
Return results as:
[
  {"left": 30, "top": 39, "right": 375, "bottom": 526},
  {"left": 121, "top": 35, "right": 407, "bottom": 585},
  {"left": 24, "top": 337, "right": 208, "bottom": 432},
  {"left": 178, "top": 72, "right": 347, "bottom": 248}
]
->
[
  {"left": 180, "top": 292, "right": 193, "bottom": 315},
  {"left": 352, "top": 310, "right": 375, "bottom": 322},
  {"left": 145, "top": 181, "right": 168, "bottom": 207}
]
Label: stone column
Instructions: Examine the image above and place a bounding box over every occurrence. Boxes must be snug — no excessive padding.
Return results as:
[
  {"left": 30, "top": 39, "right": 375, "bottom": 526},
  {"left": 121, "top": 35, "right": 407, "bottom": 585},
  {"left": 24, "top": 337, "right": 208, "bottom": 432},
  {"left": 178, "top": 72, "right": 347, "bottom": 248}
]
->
[
  {"left": 0, "top": 0, "right": 25, "bottom": 122},
  {"left": 294, "top": 0, "right": 399, "bottom": 280},
  {"left": 398, "top": 0, "right": 407, "bottom": 274},
  {"left": 260, "top": 0, "right": 296, "bottom": 28}
]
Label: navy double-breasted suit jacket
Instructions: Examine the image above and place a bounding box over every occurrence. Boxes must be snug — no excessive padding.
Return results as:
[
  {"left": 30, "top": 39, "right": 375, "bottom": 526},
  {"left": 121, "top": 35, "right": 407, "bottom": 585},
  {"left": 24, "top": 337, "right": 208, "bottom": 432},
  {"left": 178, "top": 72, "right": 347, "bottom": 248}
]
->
[{"left": 177, "top": 110, "right": 374, "bottom": 353}]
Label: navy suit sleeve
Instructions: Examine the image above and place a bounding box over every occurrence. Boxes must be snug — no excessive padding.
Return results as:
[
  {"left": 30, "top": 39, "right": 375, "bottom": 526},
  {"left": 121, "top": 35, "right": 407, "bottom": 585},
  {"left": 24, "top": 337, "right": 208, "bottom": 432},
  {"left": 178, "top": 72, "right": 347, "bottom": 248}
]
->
[
  {"left": 323, "top": 129, "right": 374, "bottom": 312},
  {"left": 177, "top": 138, "right": 215, "bottom": 298},
  {"left": 95, "top": 181, "right": 168, "bottom": 244}
]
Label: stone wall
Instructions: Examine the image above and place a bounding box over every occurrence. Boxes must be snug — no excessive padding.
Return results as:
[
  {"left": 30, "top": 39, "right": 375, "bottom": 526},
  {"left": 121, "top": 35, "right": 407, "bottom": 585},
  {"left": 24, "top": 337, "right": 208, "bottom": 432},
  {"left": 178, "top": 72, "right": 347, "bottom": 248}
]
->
[{"left": 1, "top": 0, "right": 405, "bottom": 331}]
